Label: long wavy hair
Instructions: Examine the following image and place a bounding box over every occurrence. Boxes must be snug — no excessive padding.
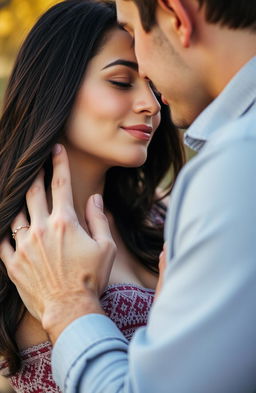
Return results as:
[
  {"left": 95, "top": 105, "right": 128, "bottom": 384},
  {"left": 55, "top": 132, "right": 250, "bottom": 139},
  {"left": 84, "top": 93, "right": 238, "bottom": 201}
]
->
[{"left": 0, "top": 0, "right": 185, "bottom": 375}]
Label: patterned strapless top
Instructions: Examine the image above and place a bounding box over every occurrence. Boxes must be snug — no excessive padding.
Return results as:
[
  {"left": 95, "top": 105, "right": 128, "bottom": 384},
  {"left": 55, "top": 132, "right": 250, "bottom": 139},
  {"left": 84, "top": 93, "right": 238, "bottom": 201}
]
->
[{"left": 0, "top": 283, "right": 155, "bottom": 393}]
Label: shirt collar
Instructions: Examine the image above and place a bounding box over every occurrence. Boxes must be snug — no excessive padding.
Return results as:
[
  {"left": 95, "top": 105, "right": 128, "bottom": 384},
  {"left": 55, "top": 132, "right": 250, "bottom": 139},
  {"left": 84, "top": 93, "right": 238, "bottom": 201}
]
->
[{"left": 184, "top": 56, "right": 256, "bottom": 151}]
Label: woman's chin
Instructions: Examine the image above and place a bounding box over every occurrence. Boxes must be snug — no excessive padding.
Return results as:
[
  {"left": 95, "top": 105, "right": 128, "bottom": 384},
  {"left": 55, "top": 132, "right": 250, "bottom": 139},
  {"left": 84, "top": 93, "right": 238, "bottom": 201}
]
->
[{"left": 119, "top": 153, "right": 147, "bottom": 168}]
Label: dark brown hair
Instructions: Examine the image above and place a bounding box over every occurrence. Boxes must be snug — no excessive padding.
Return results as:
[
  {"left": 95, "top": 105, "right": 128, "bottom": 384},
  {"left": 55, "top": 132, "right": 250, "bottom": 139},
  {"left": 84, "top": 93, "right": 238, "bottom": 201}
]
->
[
  {"left": 131, "top": 0, "right": 256, "bottom": 31},
  {"left": 129, "top": 0, "right": 157, "bottom": 32},
  {"left": 0, "top": 0, "right": 185, "bottom": 375}
]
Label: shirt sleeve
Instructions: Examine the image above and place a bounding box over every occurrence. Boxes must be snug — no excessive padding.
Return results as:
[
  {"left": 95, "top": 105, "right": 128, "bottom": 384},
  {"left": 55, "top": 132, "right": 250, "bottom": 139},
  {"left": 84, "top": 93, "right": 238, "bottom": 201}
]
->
[{"left": 52, "top": 137, "right": 256, "bottom": 393}]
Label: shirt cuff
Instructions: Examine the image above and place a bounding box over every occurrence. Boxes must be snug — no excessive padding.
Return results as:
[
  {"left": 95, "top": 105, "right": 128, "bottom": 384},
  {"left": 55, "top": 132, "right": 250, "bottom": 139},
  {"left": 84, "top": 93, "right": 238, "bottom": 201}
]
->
[{"left": 51, "top": 314, "right": 128, "bottom": 392}]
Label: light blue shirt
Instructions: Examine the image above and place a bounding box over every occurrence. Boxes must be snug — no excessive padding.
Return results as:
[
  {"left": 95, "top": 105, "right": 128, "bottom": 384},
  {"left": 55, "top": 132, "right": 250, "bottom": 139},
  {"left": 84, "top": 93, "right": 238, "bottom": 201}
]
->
[{"left": 52, "top": 57, "right": 256, "bottom": 393}]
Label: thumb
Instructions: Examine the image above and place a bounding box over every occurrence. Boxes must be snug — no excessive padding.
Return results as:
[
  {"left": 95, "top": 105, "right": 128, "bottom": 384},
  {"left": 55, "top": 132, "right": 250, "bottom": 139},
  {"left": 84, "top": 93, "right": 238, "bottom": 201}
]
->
[{"left": 85, "top": 194, "right": 113, "bottom": 245}]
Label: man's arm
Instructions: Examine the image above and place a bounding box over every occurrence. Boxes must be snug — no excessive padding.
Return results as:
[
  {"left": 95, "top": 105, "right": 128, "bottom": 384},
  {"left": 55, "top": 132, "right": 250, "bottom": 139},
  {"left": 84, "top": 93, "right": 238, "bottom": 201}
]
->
[{"left": 52, "top": 139, "right": 256, "bottom": 392}]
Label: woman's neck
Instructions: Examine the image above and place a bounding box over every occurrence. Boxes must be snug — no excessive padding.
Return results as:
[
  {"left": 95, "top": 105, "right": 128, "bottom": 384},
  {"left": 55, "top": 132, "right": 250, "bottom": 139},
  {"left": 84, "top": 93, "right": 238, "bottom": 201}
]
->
[{"left": 63, "top": 145, "right": 106, "bottom": 229}]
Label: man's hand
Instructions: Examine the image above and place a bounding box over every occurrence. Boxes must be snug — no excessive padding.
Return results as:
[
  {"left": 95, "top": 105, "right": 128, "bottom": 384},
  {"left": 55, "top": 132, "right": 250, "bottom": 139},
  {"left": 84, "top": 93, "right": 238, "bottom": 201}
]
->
[{"left": 0, "top": 144, "right": 116, "bottom": 342}]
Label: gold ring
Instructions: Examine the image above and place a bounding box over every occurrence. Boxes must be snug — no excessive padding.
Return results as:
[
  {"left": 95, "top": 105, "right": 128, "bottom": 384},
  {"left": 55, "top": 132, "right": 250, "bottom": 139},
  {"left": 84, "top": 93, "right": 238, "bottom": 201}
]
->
[{"left": 12, "top": 225, "right": 30, "bottom": 240}]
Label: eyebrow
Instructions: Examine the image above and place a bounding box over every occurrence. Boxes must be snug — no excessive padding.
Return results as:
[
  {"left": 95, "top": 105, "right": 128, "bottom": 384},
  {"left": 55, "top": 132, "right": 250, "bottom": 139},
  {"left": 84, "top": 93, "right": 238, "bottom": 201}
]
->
[{"left": 102, "top": 59, "right": 138, "bottom": 71}]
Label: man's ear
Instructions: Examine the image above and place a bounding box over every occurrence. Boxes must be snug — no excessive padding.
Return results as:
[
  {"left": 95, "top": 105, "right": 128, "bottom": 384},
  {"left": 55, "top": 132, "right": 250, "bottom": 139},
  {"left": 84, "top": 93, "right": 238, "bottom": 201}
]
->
[{"left": 157, "top": 0, "right": 192, "bottom": 48}]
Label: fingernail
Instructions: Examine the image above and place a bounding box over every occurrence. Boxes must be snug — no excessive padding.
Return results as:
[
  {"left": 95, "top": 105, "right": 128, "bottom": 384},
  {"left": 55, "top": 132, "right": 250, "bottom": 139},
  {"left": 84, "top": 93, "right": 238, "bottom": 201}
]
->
[
  {"left": 53, "top": 144, "right": 62, "bottom": 155},
  {"left": 93, "top": 194, "right": 103, "bottom": 209}
]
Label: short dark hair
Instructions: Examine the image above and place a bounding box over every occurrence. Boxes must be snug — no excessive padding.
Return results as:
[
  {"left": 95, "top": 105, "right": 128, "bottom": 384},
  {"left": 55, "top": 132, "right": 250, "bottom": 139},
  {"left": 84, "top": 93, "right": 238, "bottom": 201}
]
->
[
  {"left": 197, "top": 0, "right": 256, "bottom": 30},
  {"left": 132, "top": 0, "right": 256, "bottom": 31},
  {"left": 129, "top": 0, "right": 157, "bottom": 32}
]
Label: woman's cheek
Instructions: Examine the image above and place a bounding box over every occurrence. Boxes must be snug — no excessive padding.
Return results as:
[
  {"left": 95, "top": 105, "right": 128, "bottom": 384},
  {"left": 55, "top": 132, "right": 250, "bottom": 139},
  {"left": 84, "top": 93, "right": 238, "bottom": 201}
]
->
[
  {"left": 86, "top": 85, "right": 131, "bottom": 118},
  {"left": 153, "top": 112, "right": 161, "bottom": 131}
]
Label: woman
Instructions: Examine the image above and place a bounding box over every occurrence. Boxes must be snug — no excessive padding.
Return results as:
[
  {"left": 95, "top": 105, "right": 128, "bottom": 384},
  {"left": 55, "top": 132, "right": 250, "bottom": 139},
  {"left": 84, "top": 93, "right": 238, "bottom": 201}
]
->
[{"left": 0, "top": 0, "right": 185, "bottom": 391}]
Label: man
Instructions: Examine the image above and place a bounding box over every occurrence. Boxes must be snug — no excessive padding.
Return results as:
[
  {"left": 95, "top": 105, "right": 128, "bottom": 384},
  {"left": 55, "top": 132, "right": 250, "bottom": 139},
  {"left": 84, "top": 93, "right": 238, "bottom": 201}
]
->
[{"left": 1, "top": 0, "right": 256, "bottom": 392}]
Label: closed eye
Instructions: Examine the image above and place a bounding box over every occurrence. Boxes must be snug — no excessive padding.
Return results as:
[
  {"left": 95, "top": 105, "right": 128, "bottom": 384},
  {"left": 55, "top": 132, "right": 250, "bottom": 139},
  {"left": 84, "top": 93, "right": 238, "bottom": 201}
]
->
[{"left": 109, "top": 80, "right": 133, "bottom": 89}]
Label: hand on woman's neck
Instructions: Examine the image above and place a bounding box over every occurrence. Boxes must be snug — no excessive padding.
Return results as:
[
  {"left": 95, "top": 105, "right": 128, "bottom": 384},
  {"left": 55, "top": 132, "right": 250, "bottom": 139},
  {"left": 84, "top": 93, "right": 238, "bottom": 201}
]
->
[
  {"left": 68, "top": 148, "right": 106, "bottom": 229},
  {"left": 47, "top": 144, "right": 107, "bottom": 230}
]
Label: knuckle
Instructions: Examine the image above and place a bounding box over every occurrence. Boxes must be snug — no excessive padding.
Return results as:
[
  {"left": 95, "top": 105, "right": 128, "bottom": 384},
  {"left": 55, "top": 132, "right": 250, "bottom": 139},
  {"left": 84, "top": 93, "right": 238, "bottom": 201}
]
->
[
  {"left": 52, "top": 214, "right": 71, "bottom": 231},
  {"left": 51, "top": 208, "right": 77, "bottom": 230},
  {"left": 17, "top": 242, "right": 28, "bottom": 259},
  {"left": 30, "top": 225, "right": 45, "bottom": 241},
  {"left": 51, "top": 176, "right": 67, "bottom": 190},
  {"left": 27, "top": 184, "right": 42, "bottom": 198},
  {"left": 52, "top": 218, "right": 66, "bottom": 232}
]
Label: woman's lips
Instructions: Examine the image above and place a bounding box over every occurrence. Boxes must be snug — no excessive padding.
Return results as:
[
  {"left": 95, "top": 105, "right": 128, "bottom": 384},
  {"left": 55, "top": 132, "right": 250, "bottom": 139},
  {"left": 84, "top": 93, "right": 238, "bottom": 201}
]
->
[{"left": 121, "top": 124, "right": 153, "bottom": 141}]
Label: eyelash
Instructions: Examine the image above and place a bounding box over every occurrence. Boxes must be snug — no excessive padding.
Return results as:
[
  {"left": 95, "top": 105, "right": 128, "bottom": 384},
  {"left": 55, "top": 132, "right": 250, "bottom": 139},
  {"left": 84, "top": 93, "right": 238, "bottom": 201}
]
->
[
  {"left": 109, "top": 80, "right": 133, "bottom": 89},
  {"left": 108, "top": 80, "right": 159, "bottom": 95}
]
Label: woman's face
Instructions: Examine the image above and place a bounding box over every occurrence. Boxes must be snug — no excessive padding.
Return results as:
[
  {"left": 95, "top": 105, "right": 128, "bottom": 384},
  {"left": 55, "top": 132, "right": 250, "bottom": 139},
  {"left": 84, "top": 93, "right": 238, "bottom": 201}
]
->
[{"left": 65, "top": 28, "right": 161, "bottom": 169}]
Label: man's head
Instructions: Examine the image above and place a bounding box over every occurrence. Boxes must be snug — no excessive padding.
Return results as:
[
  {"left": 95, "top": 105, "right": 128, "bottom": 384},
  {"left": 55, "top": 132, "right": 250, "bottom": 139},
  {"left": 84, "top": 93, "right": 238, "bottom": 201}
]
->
[
  {"left": 127, "top": 0, "right": 256, "bottom": 32},
  {"left": 116, "top": 0, "right": 256, "bottom": 128}
]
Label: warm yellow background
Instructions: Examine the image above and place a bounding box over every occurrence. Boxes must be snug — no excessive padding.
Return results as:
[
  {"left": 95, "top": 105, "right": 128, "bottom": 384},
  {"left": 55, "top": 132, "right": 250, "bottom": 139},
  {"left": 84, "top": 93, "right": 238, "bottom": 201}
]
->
[{"left": 0, "top": 0, "right": 60, "bottom": 104}]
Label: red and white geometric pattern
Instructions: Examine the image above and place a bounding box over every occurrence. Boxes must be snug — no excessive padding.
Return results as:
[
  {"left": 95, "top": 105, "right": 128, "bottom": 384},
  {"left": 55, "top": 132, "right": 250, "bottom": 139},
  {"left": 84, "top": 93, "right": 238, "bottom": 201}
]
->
[
  {"left": 0, "top": 283, "right": 155, "bottom": 393},
  {"left": 101, "top": 283, "right": 154, "bottom": 340}
]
